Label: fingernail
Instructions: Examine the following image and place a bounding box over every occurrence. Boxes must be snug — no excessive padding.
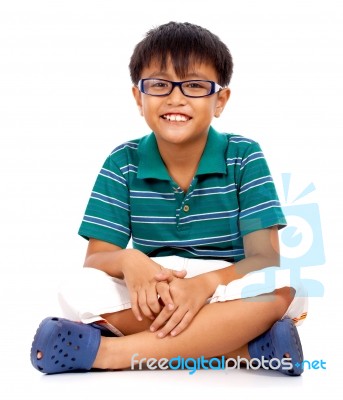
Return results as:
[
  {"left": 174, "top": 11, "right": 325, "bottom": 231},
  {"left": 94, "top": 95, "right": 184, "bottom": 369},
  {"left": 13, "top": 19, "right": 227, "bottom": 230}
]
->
[
  {"left": 150, "top": 326, "right": 155, "bottom": 332},
  {"left": 137, "top": 316, "right": 143, "bottom": 321},
  {"left": 157, "top": 332, "right": 164, "bottom": 338},
  {"left": 168, "top": 304, "right": 174, "bottom": 310},
  {"left": 171, "top": 330, "right": 176, "bottom": 336}
]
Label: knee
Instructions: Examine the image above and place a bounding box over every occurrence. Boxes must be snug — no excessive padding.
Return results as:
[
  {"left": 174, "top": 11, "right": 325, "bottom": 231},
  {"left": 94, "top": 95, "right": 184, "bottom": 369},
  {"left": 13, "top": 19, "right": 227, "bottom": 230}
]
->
[
  {"left": 276, "top": 286, "right": 295, "bottom": 301},
  {"left": 57, "top": 268, "right": 112, "bottom": 321},
  {"left": 274, "top": 286, "right": 295, "bottom": 316}
]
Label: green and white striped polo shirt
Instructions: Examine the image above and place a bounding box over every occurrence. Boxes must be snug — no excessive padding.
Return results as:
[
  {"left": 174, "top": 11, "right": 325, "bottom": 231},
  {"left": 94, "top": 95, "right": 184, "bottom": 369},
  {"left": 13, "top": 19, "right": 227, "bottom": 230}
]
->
[{"left": 78, "top": 126, "right": 286, "bottom": 262}]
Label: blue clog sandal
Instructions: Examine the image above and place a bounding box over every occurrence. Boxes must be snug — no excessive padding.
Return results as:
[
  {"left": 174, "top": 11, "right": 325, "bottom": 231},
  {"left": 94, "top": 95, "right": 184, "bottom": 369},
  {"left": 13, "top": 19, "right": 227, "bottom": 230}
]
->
[
  {"left": 30, "top": 317, "right": 101, "bottom": 374},
  {"left": 248, "top": 318, "right": 304, "bottom": 376}
]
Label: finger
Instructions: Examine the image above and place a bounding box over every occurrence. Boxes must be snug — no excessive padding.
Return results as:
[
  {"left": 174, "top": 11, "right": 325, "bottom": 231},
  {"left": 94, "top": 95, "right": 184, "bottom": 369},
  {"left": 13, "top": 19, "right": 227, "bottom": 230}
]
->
[
  {"left": 172, "top": 269, "right": 187, "bottom": 278},
  {"left": 146, "top": 287, "right": 161, "bottom": 315},
  {"left": 156, "top": 308, "right": 186, "bottom": 338},
  {"left": 154, "top": 270, "right": 173, "bottom": 281},
  {"left": 137, "top": 290, "right": 155, "bottom": 320},
  {"left": 156, "top": 282, "right": 174, "bottom": 311},
  {"left": 150, "top": 306, "right": 175, "bottom": 332},
  {"left": 170, "top": 311, "right": 193, "bottom": 337},
  {"left": 130, "top": 291, "right": 143, "bottom": 321},
  {"left": 154, "top": 269, "right": 186, "bottom": 281}
]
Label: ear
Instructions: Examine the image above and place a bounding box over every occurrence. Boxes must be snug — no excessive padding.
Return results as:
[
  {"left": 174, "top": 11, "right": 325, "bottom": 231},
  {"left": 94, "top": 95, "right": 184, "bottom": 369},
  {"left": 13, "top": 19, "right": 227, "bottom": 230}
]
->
[
  {"left": 132, "top": 85, "right": 144, "bottom": 116},
  {"left": 214, "top": 88, "right": 231, "bottom": 118}
]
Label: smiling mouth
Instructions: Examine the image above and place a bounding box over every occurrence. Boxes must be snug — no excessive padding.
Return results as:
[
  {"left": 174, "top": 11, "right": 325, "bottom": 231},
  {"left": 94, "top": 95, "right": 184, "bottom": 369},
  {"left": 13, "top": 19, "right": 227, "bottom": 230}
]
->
[{"left": 161, "top": 113, "right": 191, "bottom": 122}]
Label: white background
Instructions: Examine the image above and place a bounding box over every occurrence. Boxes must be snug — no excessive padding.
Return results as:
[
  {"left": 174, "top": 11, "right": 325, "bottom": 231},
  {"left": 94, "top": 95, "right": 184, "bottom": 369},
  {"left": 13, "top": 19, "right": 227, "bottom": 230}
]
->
[{"left": 0, "top": 0, "right": 341, "bottom": 398}]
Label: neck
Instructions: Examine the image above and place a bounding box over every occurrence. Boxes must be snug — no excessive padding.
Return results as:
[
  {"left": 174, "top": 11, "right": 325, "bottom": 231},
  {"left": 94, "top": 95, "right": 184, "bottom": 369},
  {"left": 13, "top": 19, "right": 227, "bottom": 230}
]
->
[{"left": 156, "top": 134, "right": 208, "bottom": 191}]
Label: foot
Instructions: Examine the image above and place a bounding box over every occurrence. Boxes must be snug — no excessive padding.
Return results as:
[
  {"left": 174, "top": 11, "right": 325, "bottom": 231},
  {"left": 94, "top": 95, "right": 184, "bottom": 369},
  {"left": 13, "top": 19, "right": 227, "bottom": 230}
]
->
[
  {"left": 31, "top": 317, "right": 101, "bottom": 374},
  {"left": 248, "top": 318, "right": 304, "bottom": 376}
]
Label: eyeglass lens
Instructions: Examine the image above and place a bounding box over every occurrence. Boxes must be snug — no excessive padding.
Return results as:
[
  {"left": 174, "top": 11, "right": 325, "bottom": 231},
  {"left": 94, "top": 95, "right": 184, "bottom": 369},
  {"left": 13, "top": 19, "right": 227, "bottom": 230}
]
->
[{"left": 142, "top": 79, "right": 213, "bottom": 97}]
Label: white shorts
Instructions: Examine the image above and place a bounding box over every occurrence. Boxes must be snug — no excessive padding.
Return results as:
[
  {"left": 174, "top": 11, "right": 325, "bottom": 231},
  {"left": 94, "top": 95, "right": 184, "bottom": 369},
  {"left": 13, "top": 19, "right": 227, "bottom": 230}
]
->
[{"left": 58, "top": 256, "right": 308, "bottom": 336}]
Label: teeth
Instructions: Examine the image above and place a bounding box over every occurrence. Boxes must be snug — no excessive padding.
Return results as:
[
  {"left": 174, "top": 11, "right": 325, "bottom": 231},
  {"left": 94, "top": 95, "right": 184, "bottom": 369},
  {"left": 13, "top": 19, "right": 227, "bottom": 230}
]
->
[{"left": 163, "top": 114, "right": 189, "bottom": 122}]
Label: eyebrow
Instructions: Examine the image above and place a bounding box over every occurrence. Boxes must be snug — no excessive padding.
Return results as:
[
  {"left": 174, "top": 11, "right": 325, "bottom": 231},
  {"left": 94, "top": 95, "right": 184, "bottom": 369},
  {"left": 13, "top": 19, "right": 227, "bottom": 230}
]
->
[{"left": 144, "top": 71, "right": 210, "bottom": 80}]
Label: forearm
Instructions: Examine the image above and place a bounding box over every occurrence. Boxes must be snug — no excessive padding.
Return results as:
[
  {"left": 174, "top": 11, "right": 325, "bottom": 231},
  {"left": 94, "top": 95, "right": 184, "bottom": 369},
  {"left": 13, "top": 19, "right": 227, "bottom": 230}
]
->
[
  {"left": 195, "top": 253, "right": 280, "bottom": 298},
  {"left": 84, "top": 248, "right": 156, "bottom": 279}
]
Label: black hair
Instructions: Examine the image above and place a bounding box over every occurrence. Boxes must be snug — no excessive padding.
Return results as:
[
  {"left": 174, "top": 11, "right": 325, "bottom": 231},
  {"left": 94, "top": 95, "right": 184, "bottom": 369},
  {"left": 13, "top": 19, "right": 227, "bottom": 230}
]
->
[{"left": 129, "top": 21, "right": 233, "bottom": 87}]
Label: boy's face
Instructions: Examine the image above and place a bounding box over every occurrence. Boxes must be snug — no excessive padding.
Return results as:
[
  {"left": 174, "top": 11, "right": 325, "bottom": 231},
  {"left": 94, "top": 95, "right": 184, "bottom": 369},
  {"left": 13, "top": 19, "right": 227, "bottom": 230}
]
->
[{"left": 132, "top": 58, "right": 230, "bottom": 147}]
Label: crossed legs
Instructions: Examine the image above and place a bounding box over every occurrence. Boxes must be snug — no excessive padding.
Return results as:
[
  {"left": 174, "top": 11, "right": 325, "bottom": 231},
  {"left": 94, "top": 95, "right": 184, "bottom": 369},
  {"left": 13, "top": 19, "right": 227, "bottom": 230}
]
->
[{"left": 93, "top": 287, "right": 294, "bottom": 370}]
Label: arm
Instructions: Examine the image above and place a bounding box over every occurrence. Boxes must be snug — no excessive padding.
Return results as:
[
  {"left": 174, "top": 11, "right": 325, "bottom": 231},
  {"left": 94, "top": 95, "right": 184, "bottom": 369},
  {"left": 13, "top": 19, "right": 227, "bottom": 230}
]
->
[
  {"left": 194, "top": 226, "right": 280, "bottom": 296},
  {"left": 84, "top": 238, "right": 158, "bottom": 280},
  {"left": 150, "top": 226, "right": 280, "bottom": 337}
]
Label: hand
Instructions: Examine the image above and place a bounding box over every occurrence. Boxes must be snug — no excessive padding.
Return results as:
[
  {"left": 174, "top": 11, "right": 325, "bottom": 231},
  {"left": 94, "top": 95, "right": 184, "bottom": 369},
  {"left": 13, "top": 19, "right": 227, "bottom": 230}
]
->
[
  {"left": 121, "top": 251, "right": 186, "bottom": 321},
  {"left": 150, "top": 274, "right": 210, "bottom": 338},
  {"left": 152, "top": 268, "right": 187, "bottom": 309}
]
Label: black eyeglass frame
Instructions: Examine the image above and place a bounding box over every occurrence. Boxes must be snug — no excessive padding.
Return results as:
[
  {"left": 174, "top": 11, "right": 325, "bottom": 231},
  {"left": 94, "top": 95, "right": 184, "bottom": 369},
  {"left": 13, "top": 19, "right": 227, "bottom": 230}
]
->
[{"left": 137, "top": 78, "right": 223, "bottom": 98}]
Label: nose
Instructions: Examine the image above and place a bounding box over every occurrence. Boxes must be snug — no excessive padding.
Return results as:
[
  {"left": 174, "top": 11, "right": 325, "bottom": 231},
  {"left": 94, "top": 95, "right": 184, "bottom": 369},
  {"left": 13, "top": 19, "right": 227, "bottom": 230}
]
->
[{"left": 166, "top": 85, "right": 186, "bottom": 105}]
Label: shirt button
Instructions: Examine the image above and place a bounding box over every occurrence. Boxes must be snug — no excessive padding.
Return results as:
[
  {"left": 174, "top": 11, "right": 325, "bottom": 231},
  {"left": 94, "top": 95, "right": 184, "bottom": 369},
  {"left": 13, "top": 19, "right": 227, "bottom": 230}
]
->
[{"left": 183, "top": 205, "right": 190, "bottom": 212}]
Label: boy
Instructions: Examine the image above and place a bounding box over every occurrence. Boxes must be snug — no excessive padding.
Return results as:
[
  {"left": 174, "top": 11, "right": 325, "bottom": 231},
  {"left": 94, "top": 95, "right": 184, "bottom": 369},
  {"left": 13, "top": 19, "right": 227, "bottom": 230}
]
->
[{"left": 31, "top": 22, "right": 307, "bottom": 376}]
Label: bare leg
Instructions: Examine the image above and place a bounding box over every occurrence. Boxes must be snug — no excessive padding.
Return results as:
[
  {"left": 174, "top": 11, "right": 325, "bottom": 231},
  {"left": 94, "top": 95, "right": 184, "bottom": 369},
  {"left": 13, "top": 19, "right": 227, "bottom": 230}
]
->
[
  {"left": 94, "top": 287, "right": 293, "bottom": 370},
  {"left": 101, "top": 310, "right": 152, "bottom": 335}
]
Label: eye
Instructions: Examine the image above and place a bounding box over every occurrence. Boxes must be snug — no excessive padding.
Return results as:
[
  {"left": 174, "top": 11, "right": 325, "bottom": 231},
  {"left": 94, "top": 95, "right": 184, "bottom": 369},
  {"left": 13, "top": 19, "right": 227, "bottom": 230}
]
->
[
  {"left": 146, "top": 79, "right": 170, "bottom": 90},
  {"left": 150, "top": 80, "right": 169, "bottom": 88},
  {"left": 184, "top": 81, "right": 208, "bottom": 89}
]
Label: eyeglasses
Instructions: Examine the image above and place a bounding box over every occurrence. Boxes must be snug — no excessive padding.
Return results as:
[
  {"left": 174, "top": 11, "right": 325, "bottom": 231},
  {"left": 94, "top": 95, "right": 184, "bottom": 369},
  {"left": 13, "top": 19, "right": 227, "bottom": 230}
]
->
[{"left": 137, "top": 78, "right": 223, "bottom": 98}]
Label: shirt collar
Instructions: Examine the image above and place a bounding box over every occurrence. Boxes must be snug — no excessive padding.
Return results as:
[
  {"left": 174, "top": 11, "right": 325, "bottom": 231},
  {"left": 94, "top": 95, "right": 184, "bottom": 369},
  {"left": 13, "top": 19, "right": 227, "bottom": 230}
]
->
[
  {"left": 137, "top": 126, "right": 228, "bottom": 180},
  {"left": 137, "top": 134, "right": 171, "bottom": 180},
  {"left": 196, "top": 126, "right": 228, "bottom": 176}
]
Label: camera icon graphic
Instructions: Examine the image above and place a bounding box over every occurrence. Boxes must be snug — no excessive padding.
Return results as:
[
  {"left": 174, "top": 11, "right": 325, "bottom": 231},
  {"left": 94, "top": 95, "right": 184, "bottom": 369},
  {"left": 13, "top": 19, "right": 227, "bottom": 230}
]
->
[
  {"left": 241, "top": 173, "right": 325, "bottom": 298},
  {"left": 279, "top": 202, "right": 325, "bottom": 297},
  {"left": 279, "top": 174, "right": 325, "bottom": 296},
  {"left": 280, "top": 202, "right": 325, "bottom": 268}
]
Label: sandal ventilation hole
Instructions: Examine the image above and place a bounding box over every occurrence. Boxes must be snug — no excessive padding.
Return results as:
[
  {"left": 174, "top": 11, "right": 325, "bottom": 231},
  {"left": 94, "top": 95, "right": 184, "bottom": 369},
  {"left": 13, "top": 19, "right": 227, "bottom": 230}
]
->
[{"left": 35, "top": 320, "right": 92, "bottom": 372}]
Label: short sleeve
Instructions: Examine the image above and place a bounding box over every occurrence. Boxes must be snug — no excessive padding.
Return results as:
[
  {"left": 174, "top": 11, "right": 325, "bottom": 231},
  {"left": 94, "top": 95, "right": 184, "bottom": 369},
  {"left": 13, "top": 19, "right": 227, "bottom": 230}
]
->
[
  {"left": 238, "top": 141, "right": 286, "bottom": 236},
  {"left": 78, "top": 155, "right": 131, "bottom": 248}
]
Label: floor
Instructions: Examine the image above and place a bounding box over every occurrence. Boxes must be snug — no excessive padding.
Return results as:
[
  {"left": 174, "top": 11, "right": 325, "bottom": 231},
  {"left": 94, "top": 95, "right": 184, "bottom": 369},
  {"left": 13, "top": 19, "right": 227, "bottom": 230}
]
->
[{"left": 2, "top": 364, "right": 336, "bottom": 400}]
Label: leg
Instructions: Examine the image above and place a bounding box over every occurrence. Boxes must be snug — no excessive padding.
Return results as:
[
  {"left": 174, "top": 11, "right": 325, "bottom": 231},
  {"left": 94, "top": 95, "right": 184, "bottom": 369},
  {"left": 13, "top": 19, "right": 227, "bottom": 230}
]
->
[
  {"left": 94, "top": 288, "right": 290, "bottom": 370},
  {"left": 32, "top": 287, "right": 303, "bottom": 375},
  {"left": 101, "top": 309, "right": 152, "bottom": 335}
]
